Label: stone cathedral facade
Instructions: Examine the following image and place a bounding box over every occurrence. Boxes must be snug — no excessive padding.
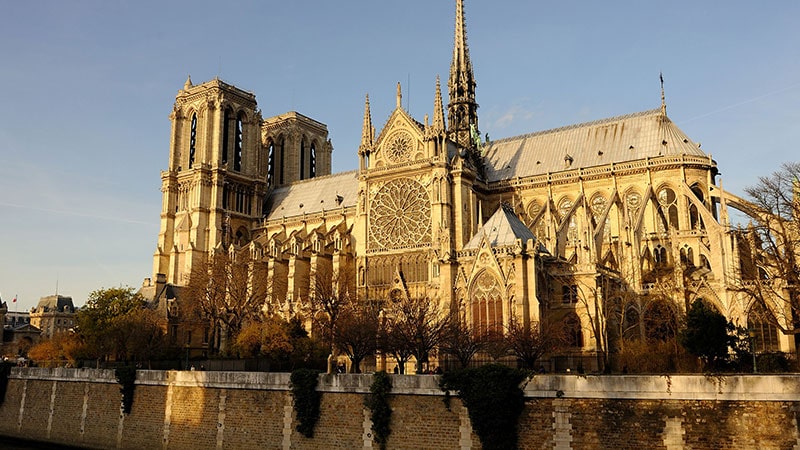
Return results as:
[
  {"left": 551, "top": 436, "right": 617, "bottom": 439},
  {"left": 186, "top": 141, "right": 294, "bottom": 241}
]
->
[{"left": 148, "top": 0, "right": 791, "bottom": 367}]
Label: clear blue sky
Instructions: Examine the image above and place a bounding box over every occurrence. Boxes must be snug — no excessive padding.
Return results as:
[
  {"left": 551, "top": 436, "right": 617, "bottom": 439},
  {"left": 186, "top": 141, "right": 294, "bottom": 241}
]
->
[{"left": 1, "top": 1, "right": 798, "bottom": 310}]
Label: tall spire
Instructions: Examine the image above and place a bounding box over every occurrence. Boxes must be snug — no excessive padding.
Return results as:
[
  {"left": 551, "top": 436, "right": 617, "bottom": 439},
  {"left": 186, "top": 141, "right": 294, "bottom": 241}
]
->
[
  {"left": 660, "top": 72, "right": 667, "bottom": 116},
  {"left": 447, "top": 0, "right": 479, "bottom": 151},
  {"left": 432, "top": 76, "right": 446, "bottom": 134},
  {"left": 359, "top": 94, "right": 374, "bottom": 153}
]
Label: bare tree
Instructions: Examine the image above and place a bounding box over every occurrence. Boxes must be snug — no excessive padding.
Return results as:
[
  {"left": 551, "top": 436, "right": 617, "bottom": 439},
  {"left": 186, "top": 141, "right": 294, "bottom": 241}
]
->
[
  {"left": 183, "top": 246, "right": 272, "bottom": 355},
  {"left": 549, "top": 267, "right": 613, "bottom": 372},
  {"left": 505, "top": 317, "right": 562, "bottom": 370},
  {"left": 334, "top": 300, "right": 381, "bottom": 373},
  {"left": 383, "top": 296, "right": 449, "bottom": 374},
  {"left": 736, "top": 161, "right": 800, "bottom": 356},
  {"left": 307, "top": 266, "right": 356, "bottom": 354},
  {"left": 379, "top": 312, "right": 415, "bottom": 374},
  {"left": 439, "top": 317, "right": 485, "bottom": 369}
]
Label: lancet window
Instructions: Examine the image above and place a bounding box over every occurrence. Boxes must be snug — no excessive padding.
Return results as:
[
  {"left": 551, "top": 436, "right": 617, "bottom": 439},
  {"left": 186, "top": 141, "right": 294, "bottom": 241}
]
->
[
  {"left": 234, "top": 113, "right": 244, "bottom": 172},
  {"left": 189, "top": 112, "right": 197, "bottom": 168}
]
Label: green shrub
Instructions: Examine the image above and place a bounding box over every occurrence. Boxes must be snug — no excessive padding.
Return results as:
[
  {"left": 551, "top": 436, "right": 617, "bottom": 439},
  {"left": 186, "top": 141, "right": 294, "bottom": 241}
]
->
[
  {"left": 440, "top": 364, "right": 527, "bottom": 450},
  {"left": 364, "top": 371, "right": 392, "bottom": 449},
  {"left": 290, "top": 368, "right": 321, "bottom": 438}
]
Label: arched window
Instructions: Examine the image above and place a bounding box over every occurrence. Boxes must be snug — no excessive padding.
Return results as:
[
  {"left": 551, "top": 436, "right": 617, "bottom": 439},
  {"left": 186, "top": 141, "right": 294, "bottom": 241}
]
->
[
  {"left": 189, "top": 112, "right": 197, "bottom": 168},
  {"left": 658, "top": 187, "right": 678, "bottom": 230},
  {"left": 234, "top": 113, "right": 244, "bottom": 172},
  {"left": 748, "top": 303, "right": 780, "bottom": 352},
  {"left": 558, "top": 197, "right": 577, "bottom": 243},
  {"left": 625, "top": 191, "right": 642, "bottom": 224},
  {"left": 267, "top": 142, "right": 275, "bottom": 186},
  {"left": 622, "top": 306, "right": 641, "bottom": 341},
  {"left": 654, "top": 245, "right": 668, "bottom": 267},
  {"left": 310, "top": 142, "right": 317, "bottom": 178},
  {"left": 563, "top": 312, "right": 583, "bottom": 347},
  {"left": 470, "top": 271, "right": 503, "bottom": 337},
  {"left": 590, "top": 194, "right": 610, "bottom": 238}
]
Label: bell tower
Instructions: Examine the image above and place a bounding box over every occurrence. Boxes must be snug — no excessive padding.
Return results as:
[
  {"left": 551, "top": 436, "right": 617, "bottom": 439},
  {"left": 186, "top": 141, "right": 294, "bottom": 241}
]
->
[{"left": 153, "top": 76, "right": 267, "bottom": 285}]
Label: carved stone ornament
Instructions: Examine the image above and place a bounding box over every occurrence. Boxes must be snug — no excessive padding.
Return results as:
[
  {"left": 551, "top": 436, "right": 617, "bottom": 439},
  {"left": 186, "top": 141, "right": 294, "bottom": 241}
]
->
[
  {"left": 385, "top": 130, "right": 413, "bottom": 164},
  {"left": 369, "top": 178, "right": 431, "bottom": 249}
]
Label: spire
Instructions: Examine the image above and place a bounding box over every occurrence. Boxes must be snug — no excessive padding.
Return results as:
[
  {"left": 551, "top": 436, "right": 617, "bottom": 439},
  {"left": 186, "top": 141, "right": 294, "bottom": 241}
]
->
[
  {"left": 432, "top": 75, "right": 446, "bottom": 134},
  {"left": 452, "top": 0, "right": 473, "bottom": 77},
  {"left": 660, "top": 72, "right": 667, "bottom": 116},
  {"left": 447, "top": 0, "right": 479, "bottom": 150},
  {"left": 359, "top": 94, "right": 374, "bottom": 153},
  {"left": 184, "top": 75, "right": 193, "bottom": 90}
]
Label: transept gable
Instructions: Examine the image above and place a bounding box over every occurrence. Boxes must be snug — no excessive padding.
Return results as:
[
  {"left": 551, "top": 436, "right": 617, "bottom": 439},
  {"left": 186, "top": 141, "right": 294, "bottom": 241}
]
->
[
  {"left": 373, "top": 107, "right": 426, "bottom": 168},
  {"left": 467, "top": 234, "right": 507, "bottom": 284}
]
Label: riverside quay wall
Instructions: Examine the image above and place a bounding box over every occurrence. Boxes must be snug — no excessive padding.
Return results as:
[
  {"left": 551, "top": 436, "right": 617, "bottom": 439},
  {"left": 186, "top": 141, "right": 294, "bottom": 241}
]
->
[{"left": 1, "top": 368, "right": 800, "bottom": 449}]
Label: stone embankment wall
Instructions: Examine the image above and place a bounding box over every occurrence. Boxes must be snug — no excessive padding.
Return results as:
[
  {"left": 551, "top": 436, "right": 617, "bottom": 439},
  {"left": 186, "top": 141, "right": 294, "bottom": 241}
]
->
[{"left": 1, "top": 368, "right": 799, "bottom": 449}]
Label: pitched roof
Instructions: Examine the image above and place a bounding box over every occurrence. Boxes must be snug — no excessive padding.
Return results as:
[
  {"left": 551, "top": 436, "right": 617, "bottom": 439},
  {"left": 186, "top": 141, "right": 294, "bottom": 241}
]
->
[
  {"left": 464, "top": 204, "right": 536, "bottom": 250},
  {"left": 482, "top": 109, "right": 708, "bottom": 182},
  {"left": 264, "top": 171, "right": 359, "bottom": 220}
]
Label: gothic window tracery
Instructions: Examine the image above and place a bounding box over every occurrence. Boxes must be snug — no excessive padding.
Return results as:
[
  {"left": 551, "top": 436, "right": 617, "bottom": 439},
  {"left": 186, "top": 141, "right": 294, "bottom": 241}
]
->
[
  {"left": 385, "top": 130, "right": 413, "bottom": 164},
  {"left": 369, "top": 178, "right": 431, "bottom": 249},
  {"left": 590, "top": 194, "right": 610, "bottom": 238},
  {"left": 657, "top": 186, "right": 678, "bottom": 231},
  {"left": 558, "top": 198, "right": 578, "bottom": 243},
  {"left": 625, "top": 191, "right": 642, "bottom": 226},
  {"left": 748, "top": 303, "right": 780, "bottom": 352},
  {"left": 470, "top": 270, "right": 503, "bottom": 337},
  {"left": 526, "top": 201, "right": 546, "bottom": 241}
]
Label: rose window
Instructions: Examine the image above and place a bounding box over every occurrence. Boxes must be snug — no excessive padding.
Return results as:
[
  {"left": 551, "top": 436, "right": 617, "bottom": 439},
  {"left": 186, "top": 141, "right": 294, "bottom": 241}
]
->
[
  {"left": 370, "top": 178, "right": 431, "bottom": 249},
  {"left": 385, "top": 131, "right": 413, "bottom": 164}
]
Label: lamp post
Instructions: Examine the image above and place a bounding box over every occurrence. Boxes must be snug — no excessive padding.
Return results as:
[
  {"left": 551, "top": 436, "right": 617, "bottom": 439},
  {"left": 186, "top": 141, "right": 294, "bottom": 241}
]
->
[
  {"left": 748, "top": 328, "right": 758, "bottom": 374},
  {"left": 185, "top": 344, "right": 190, "bottom": 371}
]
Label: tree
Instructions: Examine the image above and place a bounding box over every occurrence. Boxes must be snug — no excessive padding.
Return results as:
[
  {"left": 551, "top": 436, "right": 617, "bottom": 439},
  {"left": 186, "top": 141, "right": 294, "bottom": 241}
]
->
[
  {"left": 549, "top": 268, "right": 613, "bottom": 372},
  {"left": 75, "top": 286, "right": 151, "bottom": 364},
  {"left": 234, "top": 315, "right": 323, "bottom": 369},
  {"left": 183, "top": 247, "right": 273, "bottom": 355},
  {"left": 680, "top": 299, "right": 734, "bottom": 370},
  {"left": 334, "top": 301, "right": 381, "bottom": 373},
  {"left": 736, "top": 161, "right": 800, "bottom": 357},
  {"left": 118, "top": 308, "right": 168, "bottom": 367},
  {"left": 505, "top": 318, "right": 561, "bottom": 370},
  {"left": 27, "top": 333, "right": 81, "bottom": 367},
  {"left": 383, "top": 296, "right": 449, "bottom": 374},
  {"left": 439, "top": 317, "right": 485, "bottom": 369},
  {"left": 379, "top": 313, "right": 415, "bottom": 374},
  {"left": 307, "top": 266, "right": 356, "bottom": 354}
]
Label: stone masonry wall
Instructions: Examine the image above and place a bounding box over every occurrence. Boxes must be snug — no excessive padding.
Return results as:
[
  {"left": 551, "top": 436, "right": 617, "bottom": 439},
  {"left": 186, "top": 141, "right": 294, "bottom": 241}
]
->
[{"left": 1, "top": 369, "right": 800, "bottom": 449}]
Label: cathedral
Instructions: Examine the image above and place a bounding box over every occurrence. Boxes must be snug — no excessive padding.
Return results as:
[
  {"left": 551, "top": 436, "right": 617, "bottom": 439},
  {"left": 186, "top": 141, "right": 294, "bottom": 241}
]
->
[{"left": 146, "top": 0, "right": 791, "bottom": 369}]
